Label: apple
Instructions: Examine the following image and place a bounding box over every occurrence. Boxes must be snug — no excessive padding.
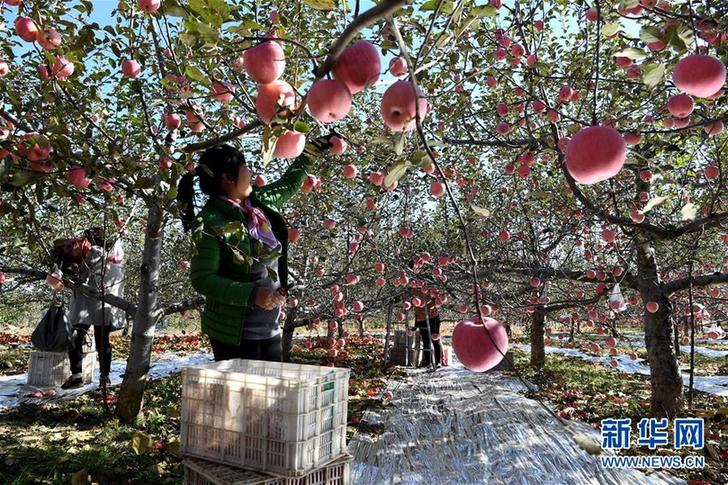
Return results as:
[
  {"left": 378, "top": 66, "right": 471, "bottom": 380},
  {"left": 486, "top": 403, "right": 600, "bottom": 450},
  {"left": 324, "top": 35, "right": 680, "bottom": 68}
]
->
[
  {"left": 329, "top": 135, "right": 347, "bottom": 155},
  {"left": 704, "top": 121, "right": 723, "bottom": 136},
  {"left": 498, "top": 229, "right": 510, "bottom": 242},
  {"left": 66, "top": 166, "right": 91, "bottom": 188},
  {"left": 323, "top": 218, "right": 336, "bottom": 230},
  {"left": 365, "top": 197, "right": 377, "bottom": 210},
  {"left": 332, "top": 40, "right": 380, "bottom": 94},
  {"left": 380, "top": 80, "right": 428, "bottom": 132},
  {"left": 121, "top": 59, "right": 141, "bottom": 79},
  {"left": 179, "top": 260, "right": 190, "bottom": 271},
  {"left": 254, "top": 174, "right": 267, "bottom": 187},
  {"left": 389, "top": 56, "right": 407, "bottom": 76},
  {"left": 15, "top": 17, "right": 38, "bottom": 42},
  {"left": 586, "top": 7, "right": 598, "bottom": 21},
  {"left": 343, "top": 164, "right": 358, "bottom": 179},
  {"left": 430, "top": 181, "right": 445, "bottom": 198},
  {"left": 273, "top": 131, "right": 305, "bottom": 159},
  {"left": 38, "top": 28, "right": 62, "bottom": 50},
  {"left": 565, "top": 126, "right": 626, "bottom": 184},
  {"left": 255, "top": 80, "right": 295, "bottom": 124},
  {"left": 163, "top": 112, "right": 181, "bottom": 130},
  {"left": 624, "top": 132, "right": 642, "bottom": 145},
  {"left": 452, "top": 316, "right": 509, "bottom": 372},
  {"left": 51, "top": 55, "right": 74, "bottom": 80},
  {"left": 137, "top": 0, "right": 161, "bottom": 14},
  {"left": 601, "top": 228, "right": 617, "bottom": 243},
  {"left": 646, "top": 301, "right": 659, "bottom": 313},
  {"left": 211, "top": 81, "right": 234, "bottom": 102},
  {"left": 306, "top": 79, "right": 352, "bottom": 123},
  {"left": 672, "top": 55, "right": 726, "bottom": 98},
  {"left": 666, "top": 94, "right": 694, "bottom": 118},
  {"left": 352, "top": 301, "right": 364, "bottom": 312},
  {"left": 704, "top": 165, "right": 720, "bottom": 180},
  {"left": 244, "top": 41, "right": 286, "bottom": 84}
]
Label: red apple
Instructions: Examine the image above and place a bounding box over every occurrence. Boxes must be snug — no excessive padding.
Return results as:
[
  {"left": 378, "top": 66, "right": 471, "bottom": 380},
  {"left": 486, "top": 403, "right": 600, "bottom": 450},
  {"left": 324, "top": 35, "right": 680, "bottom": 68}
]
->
[
  {"left": 666, "top": 94, "right": 694, "bottom": 118},
  {"left": 51, "top": 55, "right": 74, "bottom": 80},
  {"left": 430, "top": 181, "right": 445, "bottom": 198},
  {"left": 672, "top": 55, "right": 726, "bottom": 98},
  {"left": 255, "top": 80, "right": 295, "bottom": 124},
  {"left": 137, "top": 0, "right": 161, "bottom": 13},
  {"left": 163, "top": 112, "right": 181, "bottom": 130},
  {"left": 332, "top": 40, "right": 381, "bottom": 94},
  {"left": 452, "top": 316, "right": 509, "bottom": 372},
  {"left": 66, "top": 166, "right": 91, "bottom": 188},
  {"left": 244, "top": 41, "right": 286, "bottom": 84},
  {"left": 306, "top": 79, "right": 352, "bottom": 123},
  {"left": 586, "top": 7, "right": 598, "bottom": 21},
  {"left": 122, "top": 59, "right": 141, "bottom": 79},
  {"left": 343, "top": 164, "right": 358, "bottom": 179},
  {"left": 704, "top": 121, "right": 723, "bottom": 136},
  {"left": 15, "top": 17, "right": 38, "bottom": 42},
  {"left": 288, "top": 227, "right": 300, "bottom": 243},
  {"left": 38, "top": 28, "right": 62, "bottom": 50},
  {"left": 646, "top": 301, "right": 659, "bottom": 313},
  {"left": 273, "top": 131, "right": 305, "bottom": 159},
  {"left": 380, "top": 80, "right": 428, "bottom": 132},
  {"left": 704, "top": 165, "right": 720, "bottom": 180},
  {"left": 212, "top": 81, "right": 234, "bottom": 102},
  {"left": 565, "top": 126, "right": 626, "bottom": 184},
  {"left": 323, "top": 218, "right": 336, "bottom": 230},
  {"left": 389, "top": 56, "right": 408, "bottom": 76}
]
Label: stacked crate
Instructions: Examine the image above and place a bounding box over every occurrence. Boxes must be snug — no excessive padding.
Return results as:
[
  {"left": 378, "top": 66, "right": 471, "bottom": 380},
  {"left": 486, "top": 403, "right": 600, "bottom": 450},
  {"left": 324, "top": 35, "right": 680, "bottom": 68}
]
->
[
  {"left": 180, "top": 359, "right": 353, "bottom": 485},
  {"left": 386, "top": 330, "right": 420, "bottom": 366}
]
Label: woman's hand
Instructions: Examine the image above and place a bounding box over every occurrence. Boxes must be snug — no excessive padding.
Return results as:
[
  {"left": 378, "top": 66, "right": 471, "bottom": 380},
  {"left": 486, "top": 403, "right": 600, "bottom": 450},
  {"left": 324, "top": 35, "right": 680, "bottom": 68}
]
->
[{"left": 254, "top": 287, "right": 286, "bottom": 310}]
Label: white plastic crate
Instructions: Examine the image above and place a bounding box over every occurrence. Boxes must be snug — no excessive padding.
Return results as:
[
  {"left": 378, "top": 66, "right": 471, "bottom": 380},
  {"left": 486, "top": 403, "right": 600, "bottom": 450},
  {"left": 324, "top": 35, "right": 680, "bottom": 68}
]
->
[
  {"left": 27, "top": 351, "right": 95, "bottom": 387},
  {"left": 180, "top": 359, "right": 349, "bottom": 477},
  {"left": 184, "top": 454, "right": 353, "bottom": 485}
]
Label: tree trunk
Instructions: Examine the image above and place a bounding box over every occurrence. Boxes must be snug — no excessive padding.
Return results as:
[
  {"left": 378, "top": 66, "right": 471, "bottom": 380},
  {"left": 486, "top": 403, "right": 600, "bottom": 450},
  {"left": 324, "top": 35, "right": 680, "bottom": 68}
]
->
[
  {"left": 569, "top": 317, "right": 575, "bottom": 344},
  {"left": 281, "top": 306, "right": 298, "bottom": 362},
  {"left": 358, "top": 316, "right": 364, "bottom": 337},
  {"left": 116, "top": 202, "right": 164, "bottom": 424},
  {"left": 530, "top": 310, "right": 546, "bottom": 368},
  {"left": 636, "top": 239, "right": 683, "bottom": 418}
]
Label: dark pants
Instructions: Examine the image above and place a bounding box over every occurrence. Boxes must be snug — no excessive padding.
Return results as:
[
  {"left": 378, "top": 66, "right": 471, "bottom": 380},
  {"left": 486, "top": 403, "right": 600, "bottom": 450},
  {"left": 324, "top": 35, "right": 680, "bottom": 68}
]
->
[
  {"left": 210, "top": 334, "right": 283, "bottom": 362},
  {"left": 70, "top": 324, "right": 112, "bottom": 377},
  {"left": 415, "top": 316, "right": 443, "bottom": 366}
]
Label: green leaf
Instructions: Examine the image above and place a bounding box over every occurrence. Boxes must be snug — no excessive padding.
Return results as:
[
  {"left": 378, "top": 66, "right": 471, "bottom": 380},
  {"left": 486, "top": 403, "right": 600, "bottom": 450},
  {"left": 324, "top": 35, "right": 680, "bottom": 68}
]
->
[
  {"left": 471, "top": 5, "right": 497, "bottom": 17},
  {"left": 130, "top": 431, "right": 154, "bottom": 455},
  {"left": 184, "top": 65, "right": 207, "bottom": 84},
  {"left": 420, "top": 0, "right": 438, "bottom": 11},
  {"left": 614, "top": 47, "right": 646, "bottom": 60},
  {"left": 680, "top": 202, "right": 697, "bottom": 221},
  {"left": 303, "top": 0, "right": 337, "bottom": 10},
  {"left": 293, "top": 121, "right": 310, "bottom": 133},
  {"left": 164, "top": 5, "right": 189, "bottom": 17},
  {"left": 384, "top": 160, "right": 411, "bottom": 187},
  {"left": 601, "top": 22, "right": 621, "bottom": 37},
  {"left": 640, "top": 196, "right": 668, "bottom": 214},
  {"left": 639, "top": 25, "right": 663, "bottom": 44},
  {"left": 642, "top": 63, "right": 665, "bottom": 88},
  {"left": 223, "top": 221, "right": 245, "bottom": 239},
  {"left": 393, "top": 132, "right": 405, "bottom": 156},
  {"left": 470, "top": 205, "right": 490, "bottom": 218},
  {"left": 262, "top": 128, "right": 276, "bottom": 168}
]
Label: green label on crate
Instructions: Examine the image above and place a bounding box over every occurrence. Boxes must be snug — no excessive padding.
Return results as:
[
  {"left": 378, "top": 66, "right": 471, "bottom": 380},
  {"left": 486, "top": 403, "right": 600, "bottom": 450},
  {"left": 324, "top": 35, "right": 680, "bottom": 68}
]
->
[{"left": 323, "top": 382, "right": 335, "bottom": 392}]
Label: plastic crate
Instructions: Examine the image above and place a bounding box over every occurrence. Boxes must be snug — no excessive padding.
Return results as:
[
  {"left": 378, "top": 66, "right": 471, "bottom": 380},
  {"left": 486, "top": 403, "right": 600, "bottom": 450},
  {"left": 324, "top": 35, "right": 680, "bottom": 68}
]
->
[
  {"left": 27, "top": 350, "right": 95, "bottom": 387},
  {"left": 183, "top": 454, "right": 353, "bottom": 485},
  {"left": 180, "top": 359, "right": 349, "bottom": 477}
]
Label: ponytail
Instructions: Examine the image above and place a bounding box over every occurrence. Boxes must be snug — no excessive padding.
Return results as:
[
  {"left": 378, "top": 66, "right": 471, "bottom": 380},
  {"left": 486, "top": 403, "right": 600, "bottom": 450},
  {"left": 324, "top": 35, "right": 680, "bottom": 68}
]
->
[
  {"left": 177, "top": 144, "right": 247, "bottom": 232},
  {"left": 177, "top": 171, "right": 197, "bottom": 233}
]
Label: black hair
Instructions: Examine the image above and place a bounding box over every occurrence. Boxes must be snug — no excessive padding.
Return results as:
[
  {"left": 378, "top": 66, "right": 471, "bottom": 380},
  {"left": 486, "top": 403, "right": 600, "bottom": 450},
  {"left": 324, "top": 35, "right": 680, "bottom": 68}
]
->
[
  {"left": 177, "top": 144, "right": 247, "bottom": 232},
  {"left": 84, "top": 227, "right": 113, "bottom": 250}
]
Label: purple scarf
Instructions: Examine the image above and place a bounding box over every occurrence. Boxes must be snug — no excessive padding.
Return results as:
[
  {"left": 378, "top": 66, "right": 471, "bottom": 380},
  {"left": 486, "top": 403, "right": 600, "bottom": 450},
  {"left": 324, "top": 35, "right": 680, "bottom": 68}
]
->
[{"left": 219, "top": 196, "right": 280, "bottom": 253}]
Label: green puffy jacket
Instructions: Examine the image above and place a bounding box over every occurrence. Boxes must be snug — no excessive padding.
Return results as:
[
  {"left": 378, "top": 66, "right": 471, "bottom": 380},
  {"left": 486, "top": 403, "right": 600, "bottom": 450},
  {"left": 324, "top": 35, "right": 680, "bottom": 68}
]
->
[{"left": 189, "top": 146, "right": 317, "bottom": 346}]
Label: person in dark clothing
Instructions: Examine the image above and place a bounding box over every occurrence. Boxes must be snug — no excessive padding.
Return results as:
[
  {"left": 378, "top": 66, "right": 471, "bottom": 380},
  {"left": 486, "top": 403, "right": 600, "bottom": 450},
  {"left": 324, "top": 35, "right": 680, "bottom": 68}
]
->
[
  {"left": 178, "top": 135, "right": 334, "bottom": 362},
  {"left": 411, "top": 287, "right": 444, "bottom": 368}
]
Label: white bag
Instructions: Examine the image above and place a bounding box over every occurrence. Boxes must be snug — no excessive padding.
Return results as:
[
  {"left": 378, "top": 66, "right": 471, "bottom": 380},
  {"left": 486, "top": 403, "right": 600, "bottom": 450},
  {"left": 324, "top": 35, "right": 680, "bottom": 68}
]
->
[
  {"left": 106, "top": 239, "right": 124, "bottom": 265},
  {"left": 608, "top": 283, "right": 626, "bottom": 312}
]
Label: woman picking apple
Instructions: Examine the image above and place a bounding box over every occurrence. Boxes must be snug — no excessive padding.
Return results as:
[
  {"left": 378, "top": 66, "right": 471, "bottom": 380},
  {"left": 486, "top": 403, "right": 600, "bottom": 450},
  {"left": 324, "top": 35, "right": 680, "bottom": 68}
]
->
[{"left": 177, "top": 135, "right": 334, "bottom": 362}]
